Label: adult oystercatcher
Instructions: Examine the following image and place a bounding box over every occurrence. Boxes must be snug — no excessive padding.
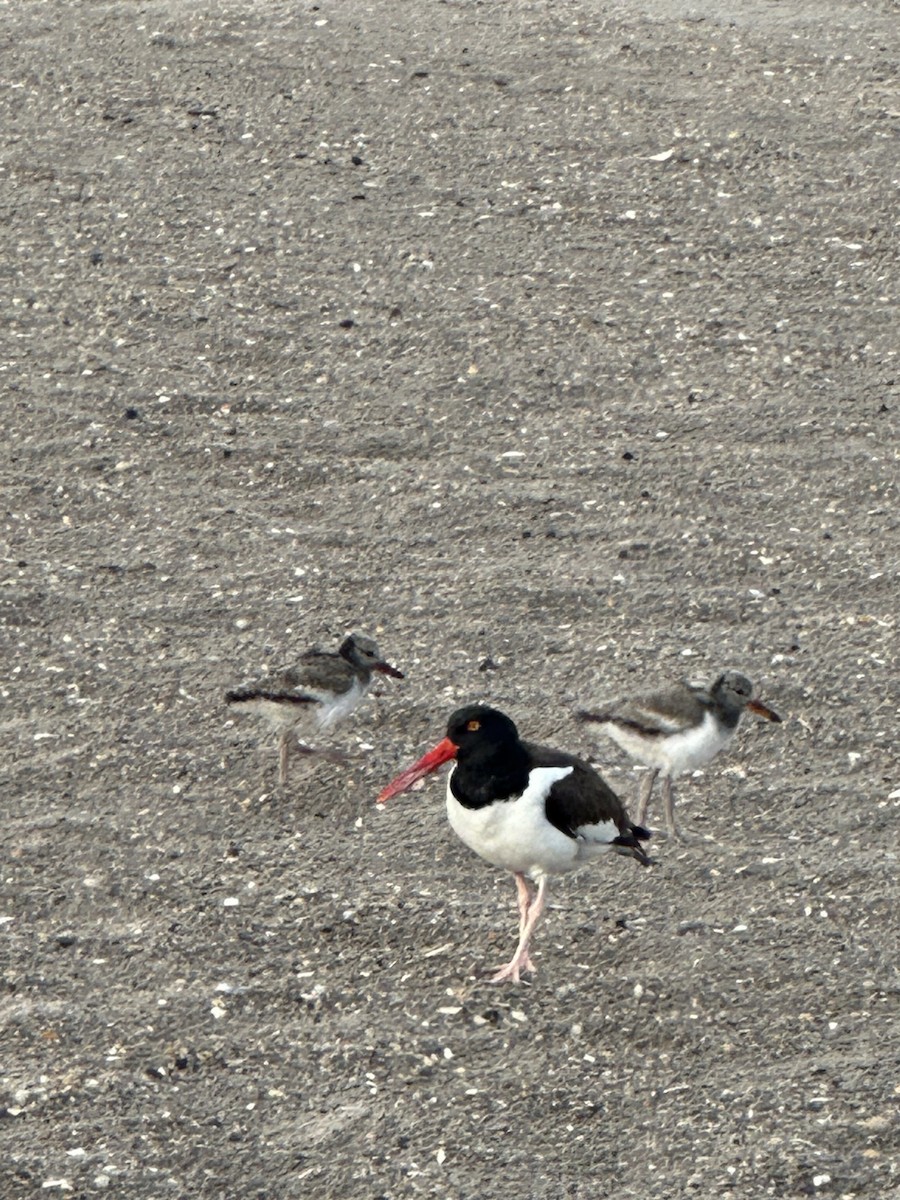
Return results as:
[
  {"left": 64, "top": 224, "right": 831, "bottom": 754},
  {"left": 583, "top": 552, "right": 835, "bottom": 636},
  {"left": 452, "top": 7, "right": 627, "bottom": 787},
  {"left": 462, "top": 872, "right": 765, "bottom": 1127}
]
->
[
  {"left": 577, "top": 670, "right": 781, "bottom": 840},
  {"left": 377, "top": 704, "right": 651, "bottom": 984},
  {"left": 226, "top": 632, "right": 404, "bottom": 785}
]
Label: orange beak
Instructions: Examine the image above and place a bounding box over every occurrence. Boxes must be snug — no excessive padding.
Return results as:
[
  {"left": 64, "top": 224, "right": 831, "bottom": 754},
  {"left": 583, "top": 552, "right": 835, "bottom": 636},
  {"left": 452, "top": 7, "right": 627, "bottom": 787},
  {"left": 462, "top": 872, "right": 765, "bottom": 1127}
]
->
[
  {"left": 377, "top": 736, "right": 457, "bottom": 803},
  {"left": 374, "top": 660, "right": 405, "bottom": 680},
  {"left": 747, "top": 699, "right": 782, "bottom": 723}
]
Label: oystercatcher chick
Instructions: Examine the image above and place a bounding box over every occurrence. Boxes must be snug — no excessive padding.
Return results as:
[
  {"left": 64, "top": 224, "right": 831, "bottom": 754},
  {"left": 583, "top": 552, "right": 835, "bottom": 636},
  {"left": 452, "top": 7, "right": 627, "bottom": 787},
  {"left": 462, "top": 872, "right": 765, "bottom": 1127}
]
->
[
  {"left": 377, "top": 704, "right": 651, "bottom": 984},
  {"left": 577, "top": 670, "right": 781, "bottom": 840},
  {"left": 226, "top": 632, "right": 404, "bottom": 786}
]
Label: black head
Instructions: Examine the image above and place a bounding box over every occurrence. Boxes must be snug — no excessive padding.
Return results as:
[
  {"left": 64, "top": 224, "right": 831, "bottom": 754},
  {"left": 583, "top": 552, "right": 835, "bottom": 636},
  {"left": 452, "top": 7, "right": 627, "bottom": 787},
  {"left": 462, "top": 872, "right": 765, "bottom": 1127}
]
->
[
  {"left": 377, "top": 704, "right": 523, "bottom": 806},
  {"left": 444, "top": 704, "right": 529, "bottom": 808},
  {"left": 714, "top": 671, "right": 754, "bottom": 705},
  {"left": 339, "top": 632, "right": 381, "bottom": 665},
  {"left": 711, "top": 671, "right": 782, "bottom": 724},
  {"left": 339, "top": 632, "right": 405, "bottom": 678},
  {"left": 445, "top": 704, "right": 520, "bottom": 756}
]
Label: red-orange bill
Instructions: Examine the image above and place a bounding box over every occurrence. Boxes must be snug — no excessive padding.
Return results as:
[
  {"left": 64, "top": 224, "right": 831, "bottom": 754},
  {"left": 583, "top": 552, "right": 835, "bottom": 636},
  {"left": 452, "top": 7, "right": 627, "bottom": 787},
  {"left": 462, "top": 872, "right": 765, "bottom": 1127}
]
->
[
  {"left": 748, "top": 699, "right": 782, "bottom": 723},
  {"left": 377, "top": 736, "right": 457, "bottom": 803},
  {"left": 374, "top": 661, "right": 405, "bottom": 680}
]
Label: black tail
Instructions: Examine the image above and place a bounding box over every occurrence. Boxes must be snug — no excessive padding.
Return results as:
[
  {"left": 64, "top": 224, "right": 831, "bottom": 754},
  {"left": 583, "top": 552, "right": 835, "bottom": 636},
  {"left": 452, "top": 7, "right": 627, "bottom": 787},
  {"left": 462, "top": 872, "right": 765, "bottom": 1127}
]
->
[
  {"left": 225, "top": 687, "right": 318, "bottom": 706},
  {"left": 576, "top": 708, "right": 612, "bottom": 724}
]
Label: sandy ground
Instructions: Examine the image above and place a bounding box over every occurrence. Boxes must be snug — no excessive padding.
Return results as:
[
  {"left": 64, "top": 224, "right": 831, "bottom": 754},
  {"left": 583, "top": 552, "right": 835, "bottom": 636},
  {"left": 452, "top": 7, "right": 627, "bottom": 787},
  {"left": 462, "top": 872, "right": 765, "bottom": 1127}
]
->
[{"left": 2, "top": 1, "right": 898, "bottom": 1197}]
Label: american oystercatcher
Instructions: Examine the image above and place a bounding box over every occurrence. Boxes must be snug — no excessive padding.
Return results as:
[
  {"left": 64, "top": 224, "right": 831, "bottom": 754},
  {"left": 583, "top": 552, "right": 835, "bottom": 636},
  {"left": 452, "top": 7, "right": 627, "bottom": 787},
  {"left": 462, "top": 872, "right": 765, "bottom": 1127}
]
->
[
  {"left": 226, "top": 632, "right": 404, "bottom": 786},
  {"left": 577, "top": 670, "right": 781, "bottom": 840},
  {"left": 377, "top": 704, "right": 651, "bottom": 984}
]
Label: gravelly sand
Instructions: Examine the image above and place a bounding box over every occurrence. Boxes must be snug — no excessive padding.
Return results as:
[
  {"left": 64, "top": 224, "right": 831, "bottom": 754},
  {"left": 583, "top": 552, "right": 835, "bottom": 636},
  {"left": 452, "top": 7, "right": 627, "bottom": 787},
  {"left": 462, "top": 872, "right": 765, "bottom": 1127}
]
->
[{"left": 2, "top": 2, "right": 898, "bottom": 1197}]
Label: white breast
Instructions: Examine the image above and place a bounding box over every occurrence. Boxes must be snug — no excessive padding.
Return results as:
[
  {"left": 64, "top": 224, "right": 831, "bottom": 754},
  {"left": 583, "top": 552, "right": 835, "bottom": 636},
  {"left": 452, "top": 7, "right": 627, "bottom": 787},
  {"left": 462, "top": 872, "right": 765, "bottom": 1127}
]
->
[
  {"left": 604, "top": 710, "right": 734, "bottom": 775},
  {"left": 314, "top": 675, "right": 370, "bottom": 729},
  {"left": 446, "top": 765, "right": 605, "bottom": 881}
]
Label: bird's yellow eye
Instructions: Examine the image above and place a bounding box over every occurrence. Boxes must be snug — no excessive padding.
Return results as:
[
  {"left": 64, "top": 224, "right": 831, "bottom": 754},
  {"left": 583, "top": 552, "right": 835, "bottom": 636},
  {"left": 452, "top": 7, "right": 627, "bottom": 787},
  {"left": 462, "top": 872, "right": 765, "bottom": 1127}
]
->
[{"left": 466, "top": 719, "right": 481, "bottom": 732}]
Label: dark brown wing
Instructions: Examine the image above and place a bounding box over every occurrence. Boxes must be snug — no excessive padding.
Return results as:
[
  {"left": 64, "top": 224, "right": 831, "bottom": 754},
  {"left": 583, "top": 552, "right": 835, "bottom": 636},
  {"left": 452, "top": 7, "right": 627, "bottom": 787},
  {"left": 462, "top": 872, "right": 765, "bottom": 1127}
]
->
[
  {"left": 283, "top": 650, "right": 356, "bottom": 694},
  {"left": 578, "top": 682, "right": 710, "bottom": 738},
  {"left": 524, "top": 740, "right": 652, "bottom": 865}
]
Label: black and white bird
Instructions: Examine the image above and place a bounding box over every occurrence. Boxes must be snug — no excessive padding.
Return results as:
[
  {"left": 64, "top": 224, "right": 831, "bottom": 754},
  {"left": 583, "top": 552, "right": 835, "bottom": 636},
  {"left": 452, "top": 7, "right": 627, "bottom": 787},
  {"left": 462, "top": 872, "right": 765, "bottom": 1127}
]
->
[
  {"left": 226, "top": 632, "right": 404, "bottom": 786},
  {"left": 577, "top": 670, "right": 781, "bottom": 840},
  {"left": 377, "top": 704, "right": 651, "bottom": 984}
]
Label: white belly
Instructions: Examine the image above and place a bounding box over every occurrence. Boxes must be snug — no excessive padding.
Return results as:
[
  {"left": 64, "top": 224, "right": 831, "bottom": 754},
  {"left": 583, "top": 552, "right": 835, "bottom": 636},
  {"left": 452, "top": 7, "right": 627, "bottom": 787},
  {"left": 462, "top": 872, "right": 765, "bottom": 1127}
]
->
[
  {"left": 604, "top": 711, "right": 733, "bottom": 775},
  {"left": 315, "top": 675, "right": 369, "bottom": 729},
  {"left": 445, "top": 766, "right": 616, "bottom": 881},
  {"left": 235, "top": 675, "right": 369, "bottom": 733}
]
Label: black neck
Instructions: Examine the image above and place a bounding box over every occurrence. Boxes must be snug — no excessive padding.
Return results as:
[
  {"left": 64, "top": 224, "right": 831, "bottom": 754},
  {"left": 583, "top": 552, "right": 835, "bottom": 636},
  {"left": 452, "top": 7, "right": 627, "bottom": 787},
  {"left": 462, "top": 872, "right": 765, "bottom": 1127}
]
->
[
  {"left": 450, "top": 741, "right": 530, "bottom": 809},
  {"left": 709, "top": 692, "right": 742, "bottom": 731}
]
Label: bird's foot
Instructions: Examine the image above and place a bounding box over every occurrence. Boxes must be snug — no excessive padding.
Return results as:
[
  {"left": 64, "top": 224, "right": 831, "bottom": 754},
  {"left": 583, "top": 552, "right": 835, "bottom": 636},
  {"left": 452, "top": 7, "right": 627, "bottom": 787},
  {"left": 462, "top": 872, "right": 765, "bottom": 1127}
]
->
[
  {"left": 317, "top": 748, "right": 356, "bottom": 766},
  {"left": 485, "top": 951, "right": 537, "bottom": 984},
  {"left": 293, "top": 744, "right": 355, "bottom": 767}
]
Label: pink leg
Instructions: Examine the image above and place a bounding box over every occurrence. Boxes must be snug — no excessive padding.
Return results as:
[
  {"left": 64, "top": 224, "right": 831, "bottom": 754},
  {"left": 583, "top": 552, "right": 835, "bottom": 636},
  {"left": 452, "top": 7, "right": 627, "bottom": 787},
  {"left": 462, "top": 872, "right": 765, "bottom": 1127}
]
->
[
  {"left": 662, "top": 773, "right": 689, "bottom": 840},
  {"left": 514, "top": 872, "right": 533, "bottom": 936},
  {"left": 635, "top": 768, "right": 659, "bottom": 826},
  {"left": 511, "top": 873, "right": 537, "bottom": 976},
  {"left": 278, "top": 730, "right": 291, "bottom": 786},
  {"left": 489, "top": 876, "right": 548, "bottom": 984},
  {"left": 486, "top": 874, "right": 534, "bottom": 976}
]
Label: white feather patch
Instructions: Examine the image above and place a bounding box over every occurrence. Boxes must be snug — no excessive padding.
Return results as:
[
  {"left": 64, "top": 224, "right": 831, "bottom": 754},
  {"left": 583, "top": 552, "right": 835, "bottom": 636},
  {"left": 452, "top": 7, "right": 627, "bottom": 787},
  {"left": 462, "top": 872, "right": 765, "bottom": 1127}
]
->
[
  {"left": 601, "top": 710, "right": 734, "bottom": 775},
  {"left": 446, "top": 765, "right": 617, "bottom": 880},
  {"left": 231, "top": 675, "right": 369, "bottom": 732}
]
